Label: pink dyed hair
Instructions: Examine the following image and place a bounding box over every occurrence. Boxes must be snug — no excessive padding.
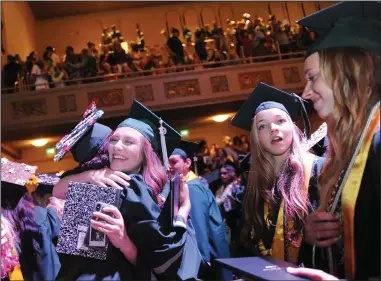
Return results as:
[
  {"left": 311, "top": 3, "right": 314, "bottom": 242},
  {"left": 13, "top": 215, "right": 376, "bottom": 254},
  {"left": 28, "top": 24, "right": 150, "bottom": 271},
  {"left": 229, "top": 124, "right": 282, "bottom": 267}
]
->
[
  {"left": 242, "top": 113, "right": 311, "bottom": 247},
  {"left": 140, "top": 137, "right": 168, "bottom": 204}
]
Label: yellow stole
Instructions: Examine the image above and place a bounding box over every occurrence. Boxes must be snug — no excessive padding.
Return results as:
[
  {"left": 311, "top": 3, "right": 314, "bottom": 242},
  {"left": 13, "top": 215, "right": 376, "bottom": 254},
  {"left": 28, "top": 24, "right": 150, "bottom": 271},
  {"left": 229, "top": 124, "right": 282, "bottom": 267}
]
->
[
  {"left": 9, "top": 247, "right": 23, "bottom": 280},
  {"left": 261, "top": 153, "right": 315, "bottom": 264},
  {"left": 184, "top": 170, "right": 198, "bottom": 182},
  {"left": 9, "top": 265, "right": 23, "bottom": 281},
  {"left": 341, "top": 104, "right": 380, "bottom": 280}
]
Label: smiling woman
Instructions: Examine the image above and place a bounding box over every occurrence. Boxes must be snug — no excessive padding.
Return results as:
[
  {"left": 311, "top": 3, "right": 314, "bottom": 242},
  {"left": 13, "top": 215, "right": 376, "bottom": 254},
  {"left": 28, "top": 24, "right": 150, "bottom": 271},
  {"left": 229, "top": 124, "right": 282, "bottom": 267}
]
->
[
  {"left": 108, "top": 127, "right": 145, "bottom": 176},
  {"left": 53, "top": 100, "right": 203, "bottom": 281}
]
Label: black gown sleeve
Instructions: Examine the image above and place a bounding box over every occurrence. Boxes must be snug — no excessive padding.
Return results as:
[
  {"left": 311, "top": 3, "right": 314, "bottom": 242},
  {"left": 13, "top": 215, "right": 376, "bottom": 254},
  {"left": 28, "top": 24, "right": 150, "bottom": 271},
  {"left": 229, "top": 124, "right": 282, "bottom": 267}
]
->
[{"left": 121, "top": 175, "right": 200, "bottom": 280}]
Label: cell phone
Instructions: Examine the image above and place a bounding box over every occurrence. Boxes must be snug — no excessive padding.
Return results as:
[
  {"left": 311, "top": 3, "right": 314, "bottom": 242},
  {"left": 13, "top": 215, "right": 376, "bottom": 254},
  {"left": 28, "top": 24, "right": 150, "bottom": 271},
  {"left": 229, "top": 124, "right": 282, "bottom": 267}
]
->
[
  {"left": 170, "top": 173, "right": 180, "bottom": 227},
  {"left": 87, "top": 202, "right": 113, "bottom": 249}
]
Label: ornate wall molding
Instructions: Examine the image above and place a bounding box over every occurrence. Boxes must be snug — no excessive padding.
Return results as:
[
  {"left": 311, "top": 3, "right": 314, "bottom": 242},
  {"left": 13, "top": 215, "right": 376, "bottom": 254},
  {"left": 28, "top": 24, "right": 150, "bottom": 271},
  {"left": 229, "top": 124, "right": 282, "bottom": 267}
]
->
[
  {"left": 135, "top": 84, "right": 154, "bottom": 102},
  {"left": 87, "top": 88, "right": 124, "bottom": 107},
  {"left": 238, "top": 70, "right": 273, "bottom": 90},
  {"left": 11, "top": 98, "right": 47, "bottom": 119},
  {"left": 164, "top": 79, "right": 200, "bottom": 99},
  {"left": 282, "top": 67, "right": 301, "bottom": 84},
  {"left": 210, "top": 75, "right": 229, "bottom": 93},
  {"left": 58, "top": 94, "right": 77, "bottom": 113}
]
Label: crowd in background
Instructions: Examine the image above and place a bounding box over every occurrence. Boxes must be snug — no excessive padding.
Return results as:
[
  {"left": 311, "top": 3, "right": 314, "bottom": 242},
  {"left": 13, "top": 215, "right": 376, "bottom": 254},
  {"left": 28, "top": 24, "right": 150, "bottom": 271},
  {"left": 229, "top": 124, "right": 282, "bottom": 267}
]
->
[{"left": 2, "top": 13, "right": 314, "bottom": 93}]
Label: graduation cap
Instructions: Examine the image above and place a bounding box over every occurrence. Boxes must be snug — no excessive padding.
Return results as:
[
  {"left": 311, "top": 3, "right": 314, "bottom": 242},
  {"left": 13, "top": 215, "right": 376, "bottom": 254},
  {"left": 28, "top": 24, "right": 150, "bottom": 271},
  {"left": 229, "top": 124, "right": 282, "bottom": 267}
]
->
[
  {"left": 230, "top": 82, "right": 311, "bottom": 138},
  {"left": 117, "top": 100, "right": 181, "bottom": 170},
  {"left": 238, "top": 153, "right": 251, "bottom": 172},
  {"left": 297, "top": 2, "right": 381, "bottom": 56},
  {"left": 171, "top": 140, "right": 200, "bottom": 175},
  {"left": 54, "top": 102, "right": 112, "bottom": 163},
  {"left": 171, "top": 140, "right": 199, "bottom": 160},
  {"left": 35, "top": 173, "right": 61, "bottom": 194},
  {"left": 1, "top": 158, "right": 37, "bottom": 209}
]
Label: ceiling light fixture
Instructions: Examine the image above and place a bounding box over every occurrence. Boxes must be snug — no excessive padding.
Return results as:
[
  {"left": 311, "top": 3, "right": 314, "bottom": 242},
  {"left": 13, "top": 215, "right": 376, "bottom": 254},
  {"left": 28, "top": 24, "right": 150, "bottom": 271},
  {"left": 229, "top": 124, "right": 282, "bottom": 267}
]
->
[
  {"left": 31, "top": 139, "right": 48, "bottom": 147},
  {"left": 212, "top": 114, "right": 230, "bottom": 123}
]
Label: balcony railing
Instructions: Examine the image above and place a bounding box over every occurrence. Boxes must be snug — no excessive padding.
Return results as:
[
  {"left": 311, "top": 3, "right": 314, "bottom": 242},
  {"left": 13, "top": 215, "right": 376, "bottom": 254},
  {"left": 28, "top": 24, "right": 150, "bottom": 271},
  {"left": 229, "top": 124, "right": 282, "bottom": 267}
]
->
[
  {"left": 1, "top": 51, "right": 306, "bottom": 94},
  {"left": 2, "top": 52, "right": 307, "bottom": 131}
]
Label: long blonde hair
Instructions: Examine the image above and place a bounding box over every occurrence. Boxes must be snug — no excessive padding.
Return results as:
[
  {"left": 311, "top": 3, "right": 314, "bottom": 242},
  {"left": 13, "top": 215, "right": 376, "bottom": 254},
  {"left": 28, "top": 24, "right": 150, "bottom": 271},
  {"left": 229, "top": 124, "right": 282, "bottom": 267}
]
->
[
  {"left": 318, "top": 48, "right": 380, "bottom": 209},
  {"left": 242, "top": 113, "right": 311, "bottom": 247}
]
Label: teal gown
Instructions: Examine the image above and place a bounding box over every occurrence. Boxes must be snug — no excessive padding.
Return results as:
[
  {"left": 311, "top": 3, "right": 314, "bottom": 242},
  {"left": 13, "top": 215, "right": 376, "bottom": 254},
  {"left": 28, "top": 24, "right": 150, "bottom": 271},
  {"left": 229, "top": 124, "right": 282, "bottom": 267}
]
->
[
  {"left": 187, "top": 177, "right": 230, "bottom": 280},
  {"left": 17, "top": 206, "right": 61, "bottom": 281}
]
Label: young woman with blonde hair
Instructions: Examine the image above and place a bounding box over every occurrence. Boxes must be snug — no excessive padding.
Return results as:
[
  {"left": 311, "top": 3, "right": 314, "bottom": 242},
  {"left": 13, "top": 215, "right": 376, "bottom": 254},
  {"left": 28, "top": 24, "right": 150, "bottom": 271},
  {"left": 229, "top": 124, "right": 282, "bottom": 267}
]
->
[
  {"left": 230, "top": 82, "right": 325, "bottom": 264},
  {"left": 287, "top": 2, "right": 380, "bottom": 280}
]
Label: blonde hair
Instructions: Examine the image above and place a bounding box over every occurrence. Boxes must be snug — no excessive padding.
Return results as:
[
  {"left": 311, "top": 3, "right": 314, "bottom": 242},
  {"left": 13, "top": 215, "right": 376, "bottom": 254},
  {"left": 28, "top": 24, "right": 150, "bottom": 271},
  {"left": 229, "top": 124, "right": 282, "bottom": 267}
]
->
[
  {"left": 242, "top": 113, "right": 311, "bottom": 247},
  {"left": 318, "top": 48, "right": 380, "bottom": 209}
]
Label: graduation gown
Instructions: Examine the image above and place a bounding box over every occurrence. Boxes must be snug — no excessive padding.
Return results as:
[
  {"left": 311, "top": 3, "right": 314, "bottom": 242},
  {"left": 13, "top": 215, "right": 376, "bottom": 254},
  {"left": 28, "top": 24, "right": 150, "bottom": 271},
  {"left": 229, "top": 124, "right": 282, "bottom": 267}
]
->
[
  {"left": 237, "top": 154, "right": 325, "bottom": 264},
  {"left": 186, "top": 173, "right": 231, "bottom": 281},
  {"left": 18, "top": 206, "right": 61, "bottom": 281},
  {"left": 57, "top": 174, "right": 202, "bottom": 281},
  {"left": 299, "top": 109, "right": 380, "bottom": 280},
  {"left": 186, "top": 172, "right": 229, "bottom": 263}
]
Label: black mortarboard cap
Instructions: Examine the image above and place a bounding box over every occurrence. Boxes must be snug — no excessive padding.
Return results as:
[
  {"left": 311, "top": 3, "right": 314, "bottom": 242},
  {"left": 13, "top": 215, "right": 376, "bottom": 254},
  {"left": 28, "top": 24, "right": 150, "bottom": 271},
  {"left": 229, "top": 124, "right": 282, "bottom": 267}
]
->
[
  {"left": 230, "top": 83, "right": 311, "bottom": 138},
  {"left": 54, "top": 102, "right": 112, "bottom": 163},
  {"left": 70, "top": 123, "right": 112, "bottom": 163},
  {"left": 171, "top": 140, "right": 199, "bottom": 160},
  {"left": 238, "top": 153, "right": 251, "bottom": 172},
  {"left": 297, "top": 2, "right": 381, "bottom": 56},
  {"left": 117, "top": 100, "right": 181, "bottom": 157},
  {"left": 1, "top": 158, "right": 37, "bottom": 209},
  {"left": 35, "top": 173, "right": 61, "bottom": 194}
]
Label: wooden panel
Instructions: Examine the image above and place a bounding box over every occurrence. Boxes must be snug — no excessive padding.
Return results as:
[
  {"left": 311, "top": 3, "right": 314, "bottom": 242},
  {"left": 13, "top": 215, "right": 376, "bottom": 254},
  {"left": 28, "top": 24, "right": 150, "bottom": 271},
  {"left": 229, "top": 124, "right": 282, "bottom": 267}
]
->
[
  {"left": 165, "top": 10, "right": 183, "bottom": 32},
  {"left": 183, "top": 8, "right": 200, "bottom": 31},
  {"left": 200, "top": 6, "right": 217, "bottom": 26},
  {"left": 28, "top": 1, "right": 180, "bottom": 20}
]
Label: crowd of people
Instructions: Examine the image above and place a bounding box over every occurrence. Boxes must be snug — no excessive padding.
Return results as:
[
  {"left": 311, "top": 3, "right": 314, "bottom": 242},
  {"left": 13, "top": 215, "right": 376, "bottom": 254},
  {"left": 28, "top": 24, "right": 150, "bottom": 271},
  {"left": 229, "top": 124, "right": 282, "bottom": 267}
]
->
[
  {"left": 1, "top": 2, "right": 379, "bottom": 281},
  {"left": 2, "top": 13, "right": 314, "bottom": 93}
]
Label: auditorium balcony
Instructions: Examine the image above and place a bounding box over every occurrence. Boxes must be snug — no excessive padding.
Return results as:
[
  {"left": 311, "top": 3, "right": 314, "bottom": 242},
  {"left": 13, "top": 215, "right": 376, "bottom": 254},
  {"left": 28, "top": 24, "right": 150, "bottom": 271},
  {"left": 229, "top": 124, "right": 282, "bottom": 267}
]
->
[{"left": 2, "top": 52, "right": 322, "bottom": 172}]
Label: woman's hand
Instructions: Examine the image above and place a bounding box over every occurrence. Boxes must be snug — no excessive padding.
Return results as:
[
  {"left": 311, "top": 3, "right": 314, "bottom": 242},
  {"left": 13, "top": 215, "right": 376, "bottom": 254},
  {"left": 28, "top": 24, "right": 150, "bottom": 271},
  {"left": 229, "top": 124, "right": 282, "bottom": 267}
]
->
[
  {"left": 91, "top": 206, "right": 126, "bottom": 249},
  {"left": 86, "top": 168, "right": 131, "bottom": 188},
  {"left": 304, "top": 211, "right": 341, "bottom": 247},
  {"left": 53, "top": 169, "right": 131, "bottom": 199},
  {"left": 91, "top": 206, "right": 137, "bottom": 264},
  {"left": 286, "top": 267, "right": 338, "bottom": 281}
]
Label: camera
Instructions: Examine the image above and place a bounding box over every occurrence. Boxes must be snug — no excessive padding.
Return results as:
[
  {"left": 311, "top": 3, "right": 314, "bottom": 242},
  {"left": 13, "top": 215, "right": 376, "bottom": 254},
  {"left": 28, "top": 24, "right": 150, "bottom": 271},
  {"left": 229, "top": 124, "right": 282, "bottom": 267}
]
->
[{"left": 95, "top": 203, "right": 101, "bottom": 211}]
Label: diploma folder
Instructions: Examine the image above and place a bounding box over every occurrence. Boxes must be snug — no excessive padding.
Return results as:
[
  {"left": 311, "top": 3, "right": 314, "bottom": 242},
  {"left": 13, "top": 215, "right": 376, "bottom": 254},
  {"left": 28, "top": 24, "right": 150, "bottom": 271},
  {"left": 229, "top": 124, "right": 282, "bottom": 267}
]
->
[{"left": 213, "top": 256, "right": 310, "bottom": 280}]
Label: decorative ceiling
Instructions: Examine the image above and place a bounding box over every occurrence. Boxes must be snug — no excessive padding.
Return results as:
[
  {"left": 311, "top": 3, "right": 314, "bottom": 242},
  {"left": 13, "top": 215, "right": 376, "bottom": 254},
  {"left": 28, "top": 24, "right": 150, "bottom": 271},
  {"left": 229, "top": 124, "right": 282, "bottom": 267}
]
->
[{"left": 28, "top": 1, "right": 181, "bottom": 20}]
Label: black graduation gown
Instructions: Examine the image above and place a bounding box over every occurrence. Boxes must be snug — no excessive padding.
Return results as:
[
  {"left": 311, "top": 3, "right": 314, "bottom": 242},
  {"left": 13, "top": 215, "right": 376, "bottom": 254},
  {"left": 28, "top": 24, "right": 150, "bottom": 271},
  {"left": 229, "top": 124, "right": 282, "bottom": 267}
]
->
[
  {"left": 57, "top": 174, "right": 201, "bottom": 281},
  {"left": 17, "top": 206, "right": 61, "bottom": 281},
  {"left": 299, "top": 129, "right": 380, "bottom": 280},
  {"left": 236, "top": 156, "right": 325, "bottom": 260}
]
